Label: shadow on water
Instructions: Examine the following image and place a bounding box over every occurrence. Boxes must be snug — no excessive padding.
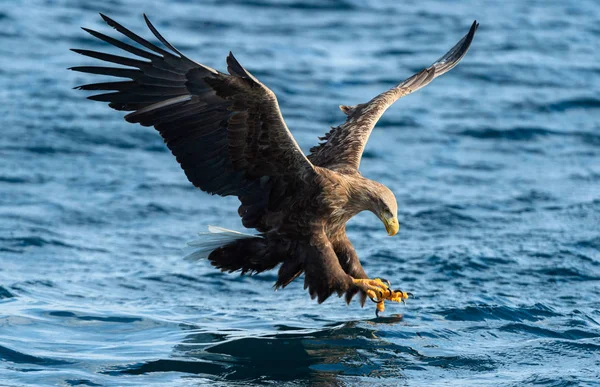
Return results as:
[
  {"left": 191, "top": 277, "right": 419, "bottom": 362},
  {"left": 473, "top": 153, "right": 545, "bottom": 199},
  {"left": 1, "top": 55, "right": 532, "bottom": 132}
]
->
[{"left": 110, "top": 315, "right": 408, "bottom": 383}]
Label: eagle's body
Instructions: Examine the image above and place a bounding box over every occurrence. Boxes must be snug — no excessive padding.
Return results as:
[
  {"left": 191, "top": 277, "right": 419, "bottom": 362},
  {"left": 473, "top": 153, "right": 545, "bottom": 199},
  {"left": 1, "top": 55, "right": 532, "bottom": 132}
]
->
[{"left": 72, "top": 15, "right": 478, "bottom": 308}]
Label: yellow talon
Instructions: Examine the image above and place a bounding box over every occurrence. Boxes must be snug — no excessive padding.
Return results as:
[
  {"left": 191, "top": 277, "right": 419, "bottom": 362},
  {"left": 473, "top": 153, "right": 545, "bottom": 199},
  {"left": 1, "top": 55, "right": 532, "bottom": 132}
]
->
[
  {"left": 352, "top": 278, "right": 411, "bottom": 316},
  {"left": 388, "top": 289, "right": 410, "bottom": 303},
  {"left": 352, "top": 278, "right": 391, "bottom": 301}
]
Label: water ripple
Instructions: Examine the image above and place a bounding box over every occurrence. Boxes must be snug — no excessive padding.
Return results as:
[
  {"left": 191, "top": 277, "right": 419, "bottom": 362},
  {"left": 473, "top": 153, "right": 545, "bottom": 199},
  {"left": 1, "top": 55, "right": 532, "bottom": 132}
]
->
[{"left": 437, "top": 304, "right": 558, "bottom": 322}]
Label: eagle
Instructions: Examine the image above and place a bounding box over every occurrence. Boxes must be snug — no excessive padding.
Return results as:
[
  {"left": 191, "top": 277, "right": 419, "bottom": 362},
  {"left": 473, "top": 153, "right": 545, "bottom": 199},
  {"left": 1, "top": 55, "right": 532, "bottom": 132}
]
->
[{"left": 71, "top": 14, "right": 478, "bottom": 313}]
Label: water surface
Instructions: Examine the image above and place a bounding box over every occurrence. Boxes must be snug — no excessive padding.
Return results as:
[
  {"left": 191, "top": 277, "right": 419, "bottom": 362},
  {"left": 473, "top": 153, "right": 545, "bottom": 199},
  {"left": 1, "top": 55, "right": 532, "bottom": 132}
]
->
[{"left": 1, "top": 0, "right": 599, "bottom": 385}]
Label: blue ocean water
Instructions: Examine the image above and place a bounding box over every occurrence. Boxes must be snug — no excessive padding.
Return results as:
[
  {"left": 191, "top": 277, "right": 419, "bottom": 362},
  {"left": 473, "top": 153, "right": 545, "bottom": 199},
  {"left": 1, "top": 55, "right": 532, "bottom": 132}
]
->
[{"left": 1, "top": 0, "right": 599, "bottom": 385}]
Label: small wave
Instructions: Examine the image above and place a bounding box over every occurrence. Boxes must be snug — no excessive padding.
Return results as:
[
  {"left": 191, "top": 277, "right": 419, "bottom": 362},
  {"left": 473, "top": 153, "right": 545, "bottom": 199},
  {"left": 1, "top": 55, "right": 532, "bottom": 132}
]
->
[
  {"left": 548, "top": 340, "right": 600, "bottom": 353},
  {"left": 170, "top": 19, "right": 234, "bottom": 34},
  {"left": 0, "top": 175, "right": 48, "bottom": 184},
  {"left": 48, "top": 311, "right": 142, "bottom": 323},
  {"left": 516, "top": 374, "right": 582, "bottom": 386},
  {"left": 0, "top": 236, "right": 73, "bottom": 249},
  {"left": 376, "top": 116, "right": 421, "bottom": 129},
  {"left": 411, "top": 206, "right": 478, "bottom": 230},
  {"left": 64, "top": 380, "right": 102, "bottom": 387},
  {"left": 0, "top": 286, "right": 15, "bottom": 299},
  {"left": 573, "top": 236, "right": 600, "bottom": 250},
  {"left": 437, "top": 303, "right": 559, "bottom": 322},
  {"left": 465, "top": 66, "right": 564, "bottom": 88},
  {"left": 1, "top": 145, "right": 85, "bottom": 155},
  {"left": 569, "top": 171, "right": 600, "bottom": 182},
  {"left": 374, "top": 48, "right": 417, "bottom": 57},
  {"left": 457, "top": 126, "right": 557, "bottom": 141},
  {"left": 424, "top": 354, "right": 497, "bottom": 372},
  {"left": 533, "top": 267, "right": 600, "bottom": 281},
  {"left": 499, "top": 323, "right": 600, "bottom": 340},
  {"left": 508, "top": 96, "right": 600, "bottom": 114},
  {"left": 513, "top": 189, "right": 557, "bottom": 205},
  {"left": 227, "top": 0, "right": 356, "bottom": 11},
  {"left": 0, "top": 345, "right": 71, "bottom": 366},
  {"left": 10, "top": 280, "right": 55, "bottom": 293},
  {"left": 132, "top": 202, "right": 172, "bottom": 216},
  {"left": 112, "top": 359, "right": 226, "bottom": 376},
  {"left": 547, "top": 97, "right": 600, "bottom": 112},
  {"left": 576, "top": 132, "right": 600, "bottom": 147}
]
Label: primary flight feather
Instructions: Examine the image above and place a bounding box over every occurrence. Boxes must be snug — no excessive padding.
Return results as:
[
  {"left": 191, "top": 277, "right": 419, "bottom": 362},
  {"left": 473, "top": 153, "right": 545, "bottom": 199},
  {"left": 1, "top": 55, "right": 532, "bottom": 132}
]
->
[{"left": 71, "top": 14, "right": 478, "bottom": 311}]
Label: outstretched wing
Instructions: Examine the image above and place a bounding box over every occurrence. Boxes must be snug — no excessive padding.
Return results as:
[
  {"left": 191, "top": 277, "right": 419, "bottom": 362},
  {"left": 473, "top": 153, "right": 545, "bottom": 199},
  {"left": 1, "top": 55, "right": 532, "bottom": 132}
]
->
[
  {"left": 308, "top": 21, "right": 479, "bottom": 171},
  {"left": 71, "top": 14, "right": 314, "bottom": 199}
]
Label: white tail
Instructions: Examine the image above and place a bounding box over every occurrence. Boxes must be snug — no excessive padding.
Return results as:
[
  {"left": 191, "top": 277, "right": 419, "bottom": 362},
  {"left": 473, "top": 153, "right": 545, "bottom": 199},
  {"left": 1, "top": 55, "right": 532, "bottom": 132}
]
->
[{"left": 185, "top": 225, "right": 261, "bottom": 261}]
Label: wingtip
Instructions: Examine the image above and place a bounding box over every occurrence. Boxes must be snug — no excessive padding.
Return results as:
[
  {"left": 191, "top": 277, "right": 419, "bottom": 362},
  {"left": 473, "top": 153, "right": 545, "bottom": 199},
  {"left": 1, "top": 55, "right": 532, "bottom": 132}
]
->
[
  {"left": 99, "top": 13, "right": 117, "bottom": 27},
  {"left": 227, "top": 51, "right": 239, "bottom": 66},
  {"left": 142, "top": 13, "right": 152, "bottom": 26},
  {"left": 463, "top": 20, "right": 478, "bottom": 42}
]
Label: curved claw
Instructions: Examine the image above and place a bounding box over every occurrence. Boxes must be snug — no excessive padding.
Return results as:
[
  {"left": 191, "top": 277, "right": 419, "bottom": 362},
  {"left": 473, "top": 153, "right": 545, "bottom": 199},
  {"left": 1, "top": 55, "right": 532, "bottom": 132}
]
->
[
  {"left": 369, "top": 295, "right": 382, "bottom": 303},
  {"left": 379, "top": 278, "right": 391, "bottom": 287}
]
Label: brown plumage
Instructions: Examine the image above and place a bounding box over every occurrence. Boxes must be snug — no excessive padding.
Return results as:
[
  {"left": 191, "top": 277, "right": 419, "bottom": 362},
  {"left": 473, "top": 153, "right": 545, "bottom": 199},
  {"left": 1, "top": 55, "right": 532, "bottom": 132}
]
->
[{"left": 71, "top": 15, "right": 478, "bottom": 306}]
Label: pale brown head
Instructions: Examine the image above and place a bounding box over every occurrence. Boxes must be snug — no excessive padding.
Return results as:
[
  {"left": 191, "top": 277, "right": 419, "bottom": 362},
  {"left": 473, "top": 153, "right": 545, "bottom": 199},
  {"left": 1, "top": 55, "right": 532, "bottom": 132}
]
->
[{"left": 364, "top": 180, "right": 399, "bottom": 236}]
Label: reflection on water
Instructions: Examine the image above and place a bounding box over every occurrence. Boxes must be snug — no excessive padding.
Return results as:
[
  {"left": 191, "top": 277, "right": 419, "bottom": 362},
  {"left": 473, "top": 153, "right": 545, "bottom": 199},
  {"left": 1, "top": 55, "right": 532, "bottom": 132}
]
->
[{"left": 113, "top": 318, "right": 407, "bottom": 383}]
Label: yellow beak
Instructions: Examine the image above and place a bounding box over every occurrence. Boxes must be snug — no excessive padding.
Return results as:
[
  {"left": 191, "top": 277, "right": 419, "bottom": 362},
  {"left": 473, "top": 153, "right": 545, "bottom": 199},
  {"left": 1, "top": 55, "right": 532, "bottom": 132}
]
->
[{"left": 383, "top": 215, "right": 399, "bottom": 236}]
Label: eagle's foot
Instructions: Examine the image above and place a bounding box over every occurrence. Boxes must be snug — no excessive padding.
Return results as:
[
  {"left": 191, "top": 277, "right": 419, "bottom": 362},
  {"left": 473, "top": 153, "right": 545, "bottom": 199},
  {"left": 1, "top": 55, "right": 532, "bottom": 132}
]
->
[
  {"left": 374, "top": 289, "right": 412, "bottom": 316},
  {"left": 387, "top": 289, "right": 412, "bottom": 304},
  {"left": 353, "top": 278, "right": 412, "bottom": 317},
  {"left": 352, "top": 278, "right": 391, "bottom": 301}
]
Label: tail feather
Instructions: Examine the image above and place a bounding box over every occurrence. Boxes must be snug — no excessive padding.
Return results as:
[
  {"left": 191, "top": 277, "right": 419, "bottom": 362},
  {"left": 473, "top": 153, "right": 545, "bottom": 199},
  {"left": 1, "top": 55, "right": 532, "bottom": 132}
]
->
[
  {"left": 187, "top": 225, "right": 282, "bottom": 275},
  {"left": 185, "top": 225, "right": 260, "bottom": 261},
  {"left": 187, "top": 226, "right": 303, "bottom": 285}
]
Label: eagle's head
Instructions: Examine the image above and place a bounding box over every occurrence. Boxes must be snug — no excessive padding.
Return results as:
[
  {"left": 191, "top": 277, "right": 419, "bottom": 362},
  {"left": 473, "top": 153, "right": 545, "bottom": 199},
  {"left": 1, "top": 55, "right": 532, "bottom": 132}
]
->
[{"left": 367, "top": 181, "right": 399, "bottom": 236}]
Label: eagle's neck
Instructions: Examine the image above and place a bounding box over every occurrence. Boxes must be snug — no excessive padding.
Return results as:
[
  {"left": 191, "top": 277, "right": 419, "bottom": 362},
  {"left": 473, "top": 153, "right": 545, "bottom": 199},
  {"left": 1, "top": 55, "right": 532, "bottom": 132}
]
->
[
  {"left": 325, "top": 172, "right": 378, "bottom": 233},
  {"left": 346, "top": 174, "right": 382, "bottom": 215}
]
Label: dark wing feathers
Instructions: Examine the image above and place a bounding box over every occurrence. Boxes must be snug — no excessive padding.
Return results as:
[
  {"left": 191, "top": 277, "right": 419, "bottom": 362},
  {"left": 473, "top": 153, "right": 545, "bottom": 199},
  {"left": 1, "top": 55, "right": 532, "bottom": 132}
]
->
[
  {"left": 81, "top": 27, "right": 160, "bottom": 60},
  {"left": 308, "top": 20, "right": 478, "bottom": 171},
  {"left": 71, "top": 14, "right": 313, "bottom": 201},
  {"left": 226, "top": 51, "right": 261, "bottom": 84},
  {"left": 99, "top": 13, "right": 179, "bottom": 60},
  {"left": 142, "top": 14, "right": 186, "bottom": 57}
]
